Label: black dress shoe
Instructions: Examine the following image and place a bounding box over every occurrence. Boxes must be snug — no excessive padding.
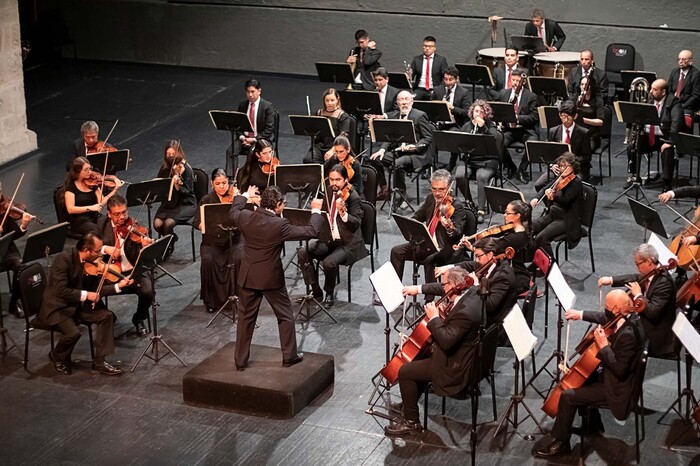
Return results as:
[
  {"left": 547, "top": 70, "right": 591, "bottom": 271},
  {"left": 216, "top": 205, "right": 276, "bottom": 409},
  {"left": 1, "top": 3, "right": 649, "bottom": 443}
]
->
[
  {"left": 9, "top": 303, "right": 24, "bottom": 319},
  {"left": 48, "top": 351, "right": 70, "bottom": 375},
  {"left": 384, "top": 418, "right": 422, "bottom": 436},
  {"left": 282, "top": 353, "right": 304, "bottom": 367},
  {"left": 92, "top": 361, "right": 123, "bottom": 376},
  {"left": 388, "top": 401, "right": 403, "bottom": 416},
  {"left": 535, "top": 439, "right": 571, "bottom": 457},
  {"left": 515, "top": 171, "right": 529, "bottom": 184},
  {"left": 323, "top": 294, "right": 335, "bottom": 307},
  {"left": 133, "top": 320, "right": 148, "bottom": 337},
  {"left": 236, "top": 364, "right": 247, "bottom": 372}
]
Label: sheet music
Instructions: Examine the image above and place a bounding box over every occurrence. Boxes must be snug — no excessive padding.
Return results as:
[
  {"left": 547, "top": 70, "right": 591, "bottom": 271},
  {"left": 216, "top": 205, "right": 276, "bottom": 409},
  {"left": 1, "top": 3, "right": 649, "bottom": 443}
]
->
[
  {"left": 673, "top": 312, "right": 700, "bottom": 364},
  {"left": 369, "top": 262, "right": 405, "bottom": 313},
  {"left": 547, "top": 262, "right": 576, "bottom": 310},
  {"left": 647, "top": 232, "right": 678, "bottom": 268},
  {"left": 502, "top": 303, "right": 538, "bottom": 362}
]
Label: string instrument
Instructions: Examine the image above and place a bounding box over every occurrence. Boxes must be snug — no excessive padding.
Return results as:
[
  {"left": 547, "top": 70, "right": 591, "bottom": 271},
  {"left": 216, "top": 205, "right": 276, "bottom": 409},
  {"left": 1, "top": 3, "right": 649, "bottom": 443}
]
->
[
  {"left": 83, "top": 258, "right": 129, "bottom": 283},
  {"left": 453, "top": 223, "right": 516, "bottom": 250},
  {"left": 261, "top": 157, "right": 280, "bottom": 175},
  {"left": 677, "top": 270, "right": 700, "bottom": 310},
  {"left": 0, "top": 173, "right": 24, "bottom": 233},
  {"left": 576, "top": 68, "right": 593, "bottom": 107},
  {"left": 86, "top": 141, "right": 117, "bottom": 154},
  {"left": 434, "top": 179, "right": 456, "bottom": 221},
  {"left": 379, "top": 275, "right": 474, "bottom": 385},
  {"left": 123, "top": 217, "right": 150, "bottom": 245},
  {"left": 668, "top": 205, "right": 700, "bottom": 269},
  {"left": 341, "top": 155, "right": 355, "bottom": 181},
  {"left": 0, "top": 195, "right": 43, "bottom": 225},
  {"left": 219, "top": 186, "right": 238, "bottom": 204},
  {"left": 85, "top": 171, "right": 122, "bottom": 190},
  {"left": 535, "top": 166, "right": 575, "bottom": 207}
]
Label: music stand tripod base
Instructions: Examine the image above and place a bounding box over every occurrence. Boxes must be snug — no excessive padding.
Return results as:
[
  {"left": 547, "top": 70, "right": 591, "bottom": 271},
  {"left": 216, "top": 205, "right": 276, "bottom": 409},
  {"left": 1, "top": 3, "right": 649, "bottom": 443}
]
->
[{"left": 296, "top": 293, "right": 336, "bottom": 323}]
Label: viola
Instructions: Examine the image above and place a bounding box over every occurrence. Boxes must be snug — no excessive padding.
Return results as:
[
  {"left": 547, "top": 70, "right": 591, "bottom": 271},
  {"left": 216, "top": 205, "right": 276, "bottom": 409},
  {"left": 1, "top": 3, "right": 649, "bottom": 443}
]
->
[
  {"left": 261, "top": 157, "right": 280, "bottom": 175},
  {"left": 669, "top": 205, "right": 700, "bottom": 269},
  {"left": 0, "top": 195, "right": 43, "bottom": 225},
  {"left": 342, "top": 155, "right": 355, "bottom": 181},
  {"left": 83, "top": 258, "right": 129, "bottom": 283},
  {"left": 86, "top": 141, "right": 117, "bottom": 154},
  {"left": 453, "top": 223, "right": 516, "bottom": 250}
]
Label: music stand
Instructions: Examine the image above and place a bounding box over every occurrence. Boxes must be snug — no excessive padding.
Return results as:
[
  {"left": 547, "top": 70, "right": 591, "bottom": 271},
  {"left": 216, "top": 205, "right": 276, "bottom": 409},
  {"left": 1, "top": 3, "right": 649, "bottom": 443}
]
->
[
  {"left": 611, "top": 101, "right": 660, "bottom": 206},
  {"left": 629, "top": 199, "right": 668, "bottom": 242},
  {"left": 675, "top": 133, "right": 700, "bottom": 183},
  {"left": 315, "top": 62, "right": 355, "bottom": 86},
  {"left": 209, "top": 110, "right": 254, "bottom": 176},
  {"left": 488, "top": 102, "right": 518, "bottom": 126},
  {"left": 528, "top": 77, "right": 568, "bottom": 105},
  {"left": 21, "top": 222, "right": 69, "bottom": 268},
  {"left": 0, "top": 232, "right": 21, "bottom": 359},
  {"left": 274, "top": 164, "right": 324, "bottom": 208},
  {"left": 125, "top": 178, "right": 182, "bottom": 285},
  {"left": 412, "top": 101, "right": 453, "bottom": 124},
  {"left": 200, "top": 203, "right": 239, "bottom": 328},
  {"left": 526, "top": 141, "right": 570, "bottom": 170},
  {"left": 392, "top": 213, "right": 439, "bottom": 325},
  {"left": 87, "top": 149, "right": 130, "bottom": 176},
  {"left": 130, "top": 235, "right": 186, "bottom": 371},
  {"left": 289, "top": 115, "right": 335, "bottom": 158},
  {"left": 537, "top": 105, "right": 561, "bottom": 130},
  {"left": 620, "top": 71, "right": 657, "bottom": 100},
  {"left": 387, "top": 72, "right": 411, "bottom": 90},
  {"left": 484, "top": 186, "right": 526, "bottom": 224},
  {"left": 455, "top": 63, "right": 494, "bottom": 101},
  {"left": 371, "top": 119, "right": 418, "bottom": 214},
  {"left": 510, "top": 35, "right": 547, "bottom": 74}
]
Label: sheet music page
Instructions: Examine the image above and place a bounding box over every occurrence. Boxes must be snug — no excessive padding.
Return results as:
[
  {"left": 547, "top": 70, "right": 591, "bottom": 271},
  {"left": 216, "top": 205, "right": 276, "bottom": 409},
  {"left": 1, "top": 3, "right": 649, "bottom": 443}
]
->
[
  {"left": 547, "top": 262, "right": 576, "bottom": 310},
  {"left": 502, "top": 303, "right": 538, "bottom": 362},
  {"left": 370, "top": 262, "right": 406, "bottom": 313},
  {"left": 647, "top": 232, "right": 677, "bottom": 268},
  {"left": 672, "top": 312, "right": 700, "bottom": 363}
]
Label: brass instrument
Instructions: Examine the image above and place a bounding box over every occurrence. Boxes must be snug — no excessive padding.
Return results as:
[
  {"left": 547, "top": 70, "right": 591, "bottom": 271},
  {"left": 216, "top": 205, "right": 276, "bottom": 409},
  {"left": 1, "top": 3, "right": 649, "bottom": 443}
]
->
[
  {"left": 553, "top": 62, "right": 565, "bottom": 79},
  {"left": 403, "top": 60, "right": 413, "bottom": 85},
  {"left": 626, "top": 76, "right": 650, "bottom": 151}
]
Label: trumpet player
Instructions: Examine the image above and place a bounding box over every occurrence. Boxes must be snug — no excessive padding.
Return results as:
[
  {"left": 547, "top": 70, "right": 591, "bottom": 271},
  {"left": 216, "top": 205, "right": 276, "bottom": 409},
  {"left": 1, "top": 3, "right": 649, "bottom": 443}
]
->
[
  {"left": 624, "top": 79, "right": 683, "bottom": 191},
  {"left": 347, "top": 29, "right": 382, "bottom": 91},
  {"left": 408, "top": 36, "right": 449, "bottom": 100}
]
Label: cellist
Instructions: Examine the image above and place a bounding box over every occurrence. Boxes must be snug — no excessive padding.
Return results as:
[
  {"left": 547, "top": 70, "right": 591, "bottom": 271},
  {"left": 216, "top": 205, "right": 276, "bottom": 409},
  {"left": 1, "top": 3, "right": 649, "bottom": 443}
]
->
[{"left": 536, "top": 289, "right": 646, "bottom": 458}]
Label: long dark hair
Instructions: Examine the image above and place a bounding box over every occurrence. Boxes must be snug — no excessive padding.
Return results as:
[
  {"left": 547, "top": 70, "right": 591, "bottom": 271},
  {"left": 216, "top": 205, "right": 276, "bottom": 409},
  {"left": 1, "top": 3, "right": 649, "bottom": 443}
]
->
[
  {"left": 508, "top": 200, "right": 532, "bottom": 235},
  {"left": 65, "top": 156, "right": 90, "bottom": 187},
  {"left": 237, "top": 139, "right": 274, "bottom": 189}
]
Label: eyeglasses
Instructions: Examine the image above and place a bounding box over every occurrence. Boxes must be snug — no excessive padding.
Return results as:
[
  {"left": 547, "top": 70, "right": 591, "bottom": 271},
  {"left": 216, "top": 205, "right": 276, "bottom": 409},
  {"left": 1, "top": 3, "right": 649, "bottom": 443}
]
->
[
  {"left": 474, "top": 252, "right": 487, "bottom": 259},
  {"left": 634, "top": 259, "right": 648, "bottom": 267},
  {"left": 504, "top": 211, "right": 516, "bottom": 215},
  {"left": 110, "top": 210, "right": 128, "bottom": 217}
]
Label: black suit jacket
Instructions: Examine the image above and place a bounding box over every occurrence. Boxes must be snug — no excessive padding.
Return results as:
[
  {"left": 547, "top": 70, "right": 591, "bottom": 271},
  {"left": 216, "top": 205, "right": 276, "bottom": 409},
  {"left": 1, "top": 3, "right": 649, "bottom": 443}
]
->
[
  {"left": 606, "top": 270, "right": 677, "bottom": 357},
  {"left": 548, "top": 124, "right": 592, "bottom": 165},
  {"left": 229, "top": 195, "right": 323, "bottom": 290},
  {"left": 412, "top": 193, "right": 468, "bottom": 249},
  {"left": 96, "top": 216, "right": 142, "bottom": 267},
  {"left": 382, "top": 107, "right": 433, "bottom": 166},
  {"left": 351, "top": 46, "right": 382, "bottom": 90},
  {"left": 426, "top": 293, "right": 481, "bottom": 397},
  {"left": 488, "top": 66, "right": 518, "bottom": 100},
  {"left": 648, "top": 94, "right": 684, "bottom": 141},
  {"left": 39, "top": 248, "right": 118, "bottom": 326},
  {"left": 410, "top": 53, "right": 449, "bottom": 91},
  {"left": 578, "top": 312, "right": 647, "bottom": 420},
  {"left": 432, "top": 84, "right": 471, "bottom": 127},
  {"left": 536, "top": 175, "right": 583, "bottom": 247},
  {"left": 498, "top": 88, "right": 540, "bottom": 138},
  {"left": 668, "top": 66, "right": 700, "bottom": 113},
  {"left": 382, "top": 85, "right": 400, "bottom": 114},
  {"left": 236, "top": 98, "right": 276, "bottom": 142},
  {"left": 567, "top": 66, "right": 609, "bottom": 99},
  {"left": 524, "top": 18, "right": 566, "bottom": 51},
  {"left": 320, "top": 188, "right": 367, "bottom": 263}
]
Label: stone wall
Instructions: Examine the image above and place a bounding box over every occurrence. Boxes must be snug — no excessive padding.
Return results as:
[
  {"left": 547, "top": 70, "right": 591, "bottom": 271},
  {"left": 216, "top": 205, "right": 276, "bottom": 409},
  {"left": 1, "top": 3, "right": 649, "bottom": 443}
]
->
[{"left": 0, "top": 0, "right": 37, "bottom": 163}]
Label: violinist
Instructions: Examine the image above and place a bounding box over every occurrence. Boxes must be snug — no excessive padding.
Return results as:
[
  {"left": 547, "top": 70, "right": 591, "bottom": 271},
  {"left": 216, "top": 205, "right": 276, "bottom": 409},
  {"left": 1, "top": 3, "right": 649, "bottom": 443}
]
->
[
  {"left": 384, "top": 267, "right": 482, "bottom": 437},
  {"left": 39, "top": 233, "right": 133, "bottom": 376},
  {"left": 590, "top": 244, "right": 677, "bottom": 358},
  {"left": 155, "top": 141, "right": 196, "bottom": 259},
  {"left": 64, "top": 157, "right": 124, "bottom": 236},
  {"left": 297, "top": 164, "right": 366, "bottom": 307},
  {"left": 536, "top": 289, "right": 646, "bottom": 457},
  {"left": 194, "top": 169, "right": 243, "bottom": 313},
  {"left": 323, "top": 136, "right": 363, "bottom": 198},
  {"left": 237, "top": 139, "right": 277, "bottom": 192},
  {"left": 377, "top": 170, "right": 471, "bottom": 306},
  {"left": 97, "top": 195, "right": 154, "bottom": 337},
  {"left": 303, "top": 88, "right": 352, "bottom": 165},
  {"left": 69, "top": 120, "right": 116, "bottom": 169},
  {"left": 0, "top": 183, "right": 34, "bottom": 318},
  {"left": 455, "top": 100, "right": 503, "bottom": 223},
  {"left": 530, "top": 153, "right": 583, "bottom": 258}
]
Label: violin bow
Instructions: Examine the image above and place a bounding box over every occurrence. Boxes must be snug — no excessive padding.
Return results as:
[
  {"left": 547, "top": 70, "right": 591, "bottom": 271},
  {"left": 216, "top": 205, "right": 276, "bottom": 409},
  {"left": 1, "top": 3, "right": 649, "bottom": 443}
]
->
[{"left": 0, "top": 173, "right": 24, "bottom": 233}]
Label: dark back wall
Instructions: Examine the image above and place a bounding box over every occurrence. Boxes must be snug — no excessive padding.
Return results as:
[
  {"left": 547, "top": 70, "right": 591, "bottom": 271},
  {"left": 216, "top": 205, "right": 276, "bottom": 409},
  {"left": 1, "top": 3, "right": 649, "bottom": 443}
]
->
[{"left": 42, "top": 1, "right": 699, "bottom": 81}]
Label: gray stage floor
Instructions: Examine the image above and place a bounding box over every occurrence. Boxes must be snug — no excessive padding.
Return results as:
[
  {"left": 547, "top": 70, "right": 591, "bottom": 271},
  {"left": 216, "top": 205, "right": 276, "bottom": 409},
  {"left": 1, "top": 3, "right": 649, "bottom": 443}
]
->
[{"left": 0, "top": 60, "right": 699, "bottom": 465}]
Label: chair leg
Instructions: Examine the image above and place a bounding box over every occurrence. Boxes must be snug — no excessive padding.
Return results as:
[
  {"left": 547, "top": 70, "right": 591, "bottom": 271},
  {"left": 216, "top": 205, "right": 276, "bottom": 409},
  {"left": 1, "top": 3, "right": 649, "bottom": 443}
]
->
[
  {"left": 24, "top": 321, "right": 29, "bottom": 370},
  {"left": 441, "top": 396, "right": 446, "bottom": 415},
  {"left": 580, "top": 410, "right": 587, "bottom": 460},
  {"left": 470, "top": 392, "right": 478, "bottom": 466},
  {"left": 347, "top": 265, "right": 352, "bottom": 303},
  {"left": 191, "top": 227, "right": 196, "bottom": 262},
  {"left": 88, "top": 326, "right": 95, "bottom": 360},
  {"left": 491, "top": 375, "right": 497, "bottom": 421},
  {"left": 589, "top": 235, "right": 595, "bottom": 273},
  {"left": 635, "top": 410, "right": 640, "bottom": 464},
  {"left": 423, "top": 387, "right": 430, "bottom": 429}
]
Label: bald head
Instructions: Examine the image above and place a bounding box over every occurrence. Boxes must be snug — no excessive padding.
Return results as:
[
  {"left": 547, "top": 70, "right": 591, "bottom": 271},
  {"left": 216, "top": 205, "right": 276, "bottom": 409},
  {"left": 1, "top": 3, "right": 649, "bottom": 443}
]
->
[
  {"left": 605, "top": 289, "right": 633, "bottom": 316},
  {"left": 678, "top": 50, "right": 693, "bottom": 70},
  {"left": 397, "top": 90, "right": 414, "bottom": 114},
  {"left": 650, "top": 79, "right": 668, "bottom": 101}
]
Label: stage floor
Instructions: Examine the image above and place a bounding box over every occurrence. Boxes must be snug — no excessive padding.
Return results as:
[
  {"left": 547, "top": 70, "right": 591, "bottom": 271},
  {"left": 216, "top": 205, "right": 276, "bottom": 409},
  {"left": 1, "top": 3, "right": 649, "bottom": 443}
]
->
[{"left": 0, "top": 59, "right": 699, "bottom": 465}]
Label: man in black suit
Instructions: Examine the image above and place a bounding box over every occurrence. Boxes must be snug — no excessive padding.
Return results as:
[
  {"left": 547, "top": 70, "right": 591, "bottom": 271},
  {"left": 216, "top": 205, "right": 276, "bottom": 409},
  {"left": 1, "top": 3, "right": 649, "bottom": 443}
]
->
[
  {"left": 68, "top": 120, "right": 116, "bottom": 171},
  {"left": 488, "top": 46, "right": 521, "bottom": 100},
  {"left": 229, "top": 186, "right": 324, "bottom": 370},
  {"left": 537, "top": 289, "right": 646, "bottom": 457},
  {"left": 566, "top": 50, "right": 609, "bottom": 101},
  {"left": 372, "top": 67, "right": 399, "bottom": 115},
  {"left": 524, "top": 8, "right": 566, "bottom": 52},
  {"left": 39, "top": 233, "right": 132, "bottom": 375},
  {"left": 668, "top": 50, "right": 700, "bottom": 132},
  {"left": 369, "top": 91, "right": 434, "bottom": 212},
  {"left": 226, "top": 79, "right": 276, "bottom": 176},
  {"left": 384, "top": 267, "right": 481, "bottom": 436},
  {"left": 593, "top": 243, "right": 677, "bottom": 358},
  {"left": 625, "top": 79, "right": 683, "bottom": 190},
  {"left": 297, "top": 164, "right": 367, "bottom": 307},
  {"left": 431, "top": 66, "right": 471, "bottom": 172},
  {"left": 500, "top": 69, "right": 540, "bottom": 184},
  {"left": 97, "top": 195, "right": 154, "bottom": 337},
  {"left": 534, "top": 100, "right": 592, "bottom": 189},
  {"left": 409, "top": 36, "right": 449, "bottom": 100},
  {"left": 347, "top": 29, "right": 382, "bottom": 91}
]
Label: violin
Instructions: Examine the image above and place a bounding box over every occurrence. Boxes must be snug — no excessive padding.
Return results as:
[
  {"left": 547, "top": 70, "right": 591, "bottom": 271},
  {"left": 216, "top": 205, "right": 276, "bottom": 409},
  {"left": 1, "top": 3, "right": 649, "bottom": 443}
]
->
[
  {"left": 555, "top": 169, "right": 576, "bottom": 192},
  {"left": 123, "top": 217, "right": 150, "bottom": 245},
  {"left": 261, "top": 157, "right": 280, "bottom": 175},
  {"left": 0, "top": 195, "right": 43, "bottom": 225},
  {"left": 219, "top": 185, "right": 238, "bottom": 204},
  {"left": 83, "top": 258, "right": 129, "bottom": 283},
  {"left": 85, "top": 171, "right": 121, "bottom": 190},
  {"left": 453, "top": 223, "right": 515, "bottom": 250},
  {"left": 341, "top": 155, "right": 355, "bottom": 181},
  {"left": 86, "top": 141, "right": 117, "bottom": 154}
]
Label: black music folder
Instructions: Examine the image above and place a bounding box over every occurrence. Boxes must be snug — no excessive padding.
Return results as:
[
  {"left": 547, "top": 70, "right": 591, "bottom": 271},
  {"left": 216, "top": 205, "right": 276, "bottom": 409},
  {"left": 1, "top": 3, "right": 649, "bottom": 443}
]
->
[
  {"left": 315, "top": 62, "right": 355, "bottom": 85},
  {"left": 87, "top": 149, "right": 130, "bottom": 175},
  {"left": 200, "top": 203, "right": 235, "bottom": 235},
  {"left": 208, "top": 110, "right": 253, "bottom": 134},
  {"left": 510, "top": 35, "right": 547, "bottom": 53},
  {"left": 370, "top": 119, "right": 417, "bottom": 146},
  {"left": 488, "top": 102, "right": 518, "bottom": 125},
  {"left": 526, "top": 141, "right": 571, "bottom": 165},
  {"left": 338, "top": 90, "right": 383, "bottom": 118},
  {"left": 412, "top": 101, "right": 454, "bottom": 123},
  {"left": 283, "top": 207, "right": 332, "bottom": 242},
  {"left": 455, "top": 63, "right": 495, "bottom": 88},
  {"left": 289, "top": 115, "right": 335, "bottom": 140}
]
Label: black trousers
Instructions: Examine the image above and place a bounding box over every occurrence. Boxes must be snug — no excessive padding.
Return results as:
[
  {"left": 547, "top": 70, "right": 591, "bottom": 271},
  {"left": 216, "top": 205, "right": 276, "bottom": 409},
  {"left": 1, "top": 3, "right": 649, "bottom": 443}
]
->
[
  {"left": 297, "top": 240, "right": 349, "bottom": 295},
  {"left": 551, "top": 384, "right": 607, "bottom": 442},
  {"left": 627, "top": 134, "right": 675, "bottom": 182},
  {"left": 1, "top": 246, "right": 23, "bottom": 311},
  {"left": 118, "top": 272, "right": 153, "bottom": 323},
  {"left": 503, "top": 129, "right": 537, "bottom": 173},
  {"left": 390, "top": 242, "right": 436, "bottom": 285},
  {"left": 397, "top": 357, "right": 433, "bottom": 422},
  {"left": 532, "top": 214, "right": 566, "bottom": 258},
  {"left": 52, "top": 305, "right": 115, "bottom": 364}
]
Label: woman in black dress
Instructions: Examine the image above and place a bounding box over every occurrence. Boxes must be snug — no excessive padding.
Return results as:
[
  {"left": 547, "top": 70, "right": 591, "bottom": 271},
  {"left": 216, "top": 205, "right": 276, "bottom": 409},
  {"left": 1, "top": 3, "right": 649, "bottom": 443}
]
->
[
  {"left": 194, "top": 168, "right": 243, "bottom": 312},
  {"left": 154, "top": 140, "right": 197, "bottom": 256},
  {"left": 323, "top": 135, "right": 363, "bottom": 197},
  {"left": 304, "top": 88, "right": 352, "bottom": 164},
  {"left": 576, "top": 75, "right": 605, "bottom": 152},
  {"left": 64, "top": 156, "right": 124, "bottom": 235},
  {"left": 236, "top": 139, "right": 276, "bottom": 192}
]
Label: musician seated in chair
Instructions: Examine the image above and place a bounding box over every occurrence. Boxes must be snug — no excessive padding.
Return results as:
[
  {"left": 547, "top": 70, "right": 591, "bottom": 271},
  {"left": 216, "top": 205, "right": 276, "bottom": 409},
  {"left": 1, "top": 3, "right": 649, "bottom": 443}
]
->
[
  {"left": 536, "top": 289, "right": 647, "bottom": 457},
  {"left": 592, "top": 243, "right": 677, "bottom": 358},
  {"left": 297, "top": 164, "right": 366, "bottom": 307},
  {"left": 667, "top": 50, "right": 700, "bottom": 133},
  {"left": 384, "top": 267, "right": 481, "bottom": 437},
  {"left": 624, "top": 79, "right": 683, "bottom": 191},
  {"left": 68, "top": 120, "right": 116, "bottom": 170},
  {"left": 369, "top": 90, "right": 433, "bottom": 213}
]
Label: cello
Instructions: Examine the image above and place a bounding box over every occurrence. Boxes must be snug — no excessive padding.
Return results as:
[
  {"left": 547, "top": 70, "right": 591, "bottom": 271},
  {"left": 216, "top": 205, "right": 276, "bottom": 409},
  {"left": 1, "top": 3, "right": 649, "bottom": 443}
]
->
[{"left": 666, "top": 204, "right": 700, "bottom": 269}]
